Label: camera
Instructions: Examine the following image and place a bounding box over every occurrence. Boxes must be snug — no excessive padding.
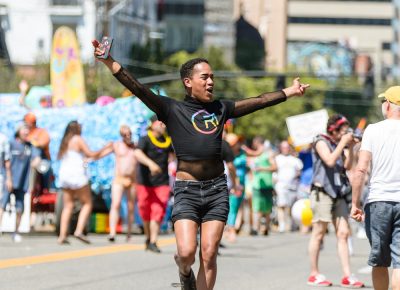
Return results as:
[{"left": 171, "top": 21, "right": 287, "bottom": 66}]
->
[{"left": 347, "top": 128, "right": 363, "bottom": 141}]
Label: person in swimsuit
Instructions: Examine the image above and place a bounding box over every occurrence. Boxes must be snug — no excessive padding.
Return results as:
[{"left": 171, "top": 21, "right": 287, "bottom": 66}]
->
[
  {"left": 57, "top": 121, "right": 111, "bottom": 244},
  {"left": 93, "top": 39, "right": 309, "bottom": 290},
  {"left": 100, "top": 125, "right": 137, "bottom": 242}
]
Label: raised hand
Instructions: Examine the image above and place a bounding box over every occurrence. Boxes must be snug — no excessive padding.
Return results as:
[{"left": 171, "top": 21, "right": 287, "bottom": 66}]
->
[
  {"left": 283, "top": 77, "right": 310, "bottom": 98},
  {"left": 91, "top": 39, "right": 107, "bottom": 61}
]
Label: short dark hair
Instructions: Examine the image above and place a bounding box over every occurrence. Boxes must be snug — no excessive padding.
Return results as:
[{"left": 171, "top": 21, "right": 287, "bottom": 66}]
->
[
  {"left": 180, "top": 58, "right": 209, "bottom": 80},
  {"left": 327, "top": 114, "right": 349, "bottom": 133}
]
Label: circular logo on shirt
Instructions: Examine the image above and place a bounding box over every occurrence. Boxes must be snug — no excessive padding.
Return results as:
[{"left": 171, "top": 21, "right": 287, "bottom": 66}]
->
[{"left": 191, "top": 110, "right": 219, "bottom": 135}]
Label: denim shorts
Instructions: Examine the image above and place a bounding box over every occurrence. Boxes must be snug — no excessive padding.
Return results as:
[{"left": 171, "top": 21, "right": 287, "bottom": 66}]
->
[
  {"left": 171, "top": 174, "right": 229, "bottom": 225},
  {"left": 365, "top": 201, "right": 400, "bottom": 268}
]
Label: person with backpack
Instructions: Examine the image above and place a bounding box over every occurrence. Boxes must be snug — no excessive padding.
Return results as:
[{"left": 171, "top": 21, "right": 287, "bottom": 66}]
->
[{"left": 307, "top": 114, "right": 364, "bottom": 288}]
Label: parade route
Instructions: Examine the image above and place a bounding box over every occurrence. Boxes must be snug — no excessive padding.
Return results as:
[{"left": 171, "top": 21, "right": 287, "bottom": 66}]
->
[{"left": 0, "top": 231, "right": 372, "bottom": 290}]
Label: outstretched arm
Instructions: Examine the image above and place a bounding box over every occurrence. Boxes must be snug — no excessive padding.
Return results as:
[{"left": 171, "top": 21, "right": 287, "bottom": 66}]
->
[
  {"left": 92, "top": 40, "right": 166, "bottom": 117},
  {"left": 231, "top": 78, "right": 310, "bottom": 118}
]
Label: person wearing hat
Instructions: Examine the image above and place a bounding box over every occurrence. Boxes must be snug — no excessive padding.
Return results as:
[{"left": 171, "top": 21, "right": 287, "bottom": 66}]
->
[
  {"left": 307, "top": 114, "right": 364, "bottom": 288},
  {"left": 134, "top": 115, "right": 173, "bottom": 253},
  {"left": 0, "top": 125, "right": 41, "bottom": 242},
  {"left": 93, "top": 40, "right": 309, "bottom": 290},
  {"left": 351, "top": 87, "right": 400, "bottom": 290}
]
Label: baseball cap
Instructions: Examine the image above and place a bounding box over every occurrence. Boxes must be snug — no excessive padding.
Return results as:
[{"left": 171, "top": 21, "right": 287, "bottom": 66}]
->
[
  {"left": 378, "top": 86, "right": 400, "bottom": 105},
  {"left": 24, "top": 112, "right": 37, "bottom": 124}
]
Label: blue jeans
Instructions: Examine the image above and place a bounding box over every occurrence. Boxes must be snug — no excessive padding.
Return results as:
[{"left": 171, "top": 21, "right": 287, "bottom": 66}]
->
[{"left": 365, "top": 201, "right": 400, "bottom": 268}]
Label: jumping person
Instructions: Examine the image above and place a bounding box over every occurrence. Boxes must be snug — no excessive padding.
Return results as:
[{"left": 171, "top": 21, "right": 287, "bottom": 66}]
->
[{"left": 92, "top": 39, "right": 309, "bottom": 290}]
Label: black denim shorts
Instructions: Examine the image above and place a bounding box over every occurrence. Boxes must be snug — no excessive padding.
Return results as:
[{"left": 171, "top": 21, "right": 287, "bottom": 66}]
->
[{"left": 171, "top": 174, "right": 229, "bottom": 225}]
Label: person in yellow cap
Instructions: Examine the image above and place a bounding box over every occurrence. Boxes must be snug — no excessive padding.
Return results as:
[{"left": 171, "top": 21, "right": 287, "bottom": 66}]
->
[{"left": 351, "top": 86, "right": 400, "bottom": 290}]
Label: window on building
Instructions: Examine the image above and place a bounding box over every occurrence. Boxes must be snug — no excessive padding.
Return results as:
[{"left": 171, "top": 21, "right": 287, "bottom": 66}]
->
[
  {"left": 288, "top": 17, "right": 391, "bottom": 26},
  {"left": 51, "top": 0, "right": 81, "bottom": 5}
]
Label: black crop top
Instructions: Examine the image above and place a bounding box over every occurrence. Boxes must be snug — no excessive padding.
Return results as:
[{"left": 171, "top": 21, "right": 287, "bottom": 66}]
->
[{"left": 113, "top": 66, "right": 287, "bottom": 162}]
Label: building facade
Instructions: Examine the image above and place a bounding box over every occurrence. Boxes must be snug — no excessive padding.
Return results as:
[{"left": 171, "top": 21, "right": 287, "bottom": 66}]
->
[
  {"left": 266, "top": 0, "right": 394, "bottom": 79},
  {"left": 0, "top": 0, "right": 96, "bottom": 65}
]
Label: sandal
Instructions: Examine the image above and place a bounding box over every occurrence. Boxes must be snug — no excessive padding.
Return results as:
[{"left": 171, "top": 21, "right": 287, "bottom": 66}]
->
[
  {"left": 57, "top": 239, "right": 70, "bottom": 245},
  {"left": 73, "top": 234, "right": 91, "bottom": 244}
]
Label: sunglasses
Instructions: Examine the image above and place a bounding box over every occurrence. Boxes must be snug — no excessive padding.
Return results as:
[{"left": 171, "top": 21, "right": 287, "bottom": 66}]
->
[{"left": 381, "top": 98, "right": 388, "bottom": 104}]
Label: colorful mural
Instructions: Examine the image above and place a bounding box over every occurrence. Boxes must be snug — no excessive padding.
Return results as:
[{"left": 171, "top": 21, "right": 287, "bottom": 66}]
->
[
  {"left": 287, "top": 42, "right": 355, "bottom": 77},
  {"left": 50, "top": 26, "right": 86, "bottom": 107}
]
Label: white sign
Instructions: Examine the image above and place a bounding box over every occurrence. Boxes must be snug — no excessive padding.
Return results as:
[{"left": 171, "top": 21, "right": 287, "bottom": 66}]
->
[{"left": 286, "top": 109, "right": 329, "bottom": 146}]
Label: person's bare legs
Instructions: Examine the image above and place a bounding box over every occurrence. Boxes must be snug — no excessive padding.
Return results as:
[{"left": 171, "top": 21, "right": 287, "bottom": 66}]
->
[
  {"left": 58, "top": 189, "right": 74, "bottom": 243},
  {"left": 74, "top": 185, "right": 92, "bottom": 236},
  {"left": 277, "top": 206, "right": 286, "bottom": 232},
  {"left": 150, "top": 220, "right": 160, "bottom": 243},
  {"left": 248, "top": 197, "right": 253, "bottom": 231},
  {"left": 0, "top": 208, "right": 4, "bottom": 231},
  {"left": 174, "top": 219, "right": 198, "bottom": 276},
  {"left": 253, "top": 212, "right": 261, "bottom": 232},
  {"left": 309, "top": 221, "right": 328, "bottom": 276},
  {"left": 264, "top": 213, "right": 271, "bottom": 233},
  {"left": 334, "top": 216, "right": 351, "bottom": 277},
  {"left": 109, "top": 183, "right": 124, "bottom": 238},
  {"left": 143, "top": 221, "right": 150, "bottom": 242},
  {"left": 234, "top": 204, "right": 244, "bottom": 233},
  {"left": 197, "top": 220, "right": 225, "bottom": 290},
  {"left": 126, "top": 186, "right": 135, "bottom": 240},
  {"left": 15, "top": 212, "right": 22, "bottom": 233},
  {"left": 372, "top": 267, "right": 389, "bottom": 290},
  {"left": 392, "top": 268, "right": 400, "bottom": 290}
]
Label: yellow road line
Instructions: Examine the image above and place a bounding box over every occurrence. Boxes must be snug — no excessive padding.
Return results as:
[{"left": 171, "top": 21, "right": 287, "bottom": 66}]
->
[{"left": 0, "top": 237, "right": 176, "bottom": 270}]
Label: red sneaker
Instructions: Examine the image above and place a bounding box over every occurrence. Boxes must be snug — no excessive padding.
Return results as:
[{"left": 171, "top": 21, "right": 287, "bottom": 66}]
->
[
  {"left": 307, "top": 274, "right": 333, "bottom": 287},
  {"left": 341, "top": 275, "right": 364, "bottom": 288}
]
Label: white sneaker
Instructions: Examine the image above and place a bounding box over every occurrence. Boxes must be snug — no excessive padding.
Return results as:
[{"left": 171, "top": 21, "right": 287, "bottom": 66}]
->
[{"left": 12, "top": 233, "right": 22, "bottom": 243}]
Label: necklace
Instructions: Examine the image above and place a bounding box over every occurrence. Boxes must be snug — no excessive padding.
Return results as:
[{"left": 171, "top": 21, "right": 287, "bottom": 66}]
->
[{"left": 147, "top": 130, "right": 171, "bottom": 149}]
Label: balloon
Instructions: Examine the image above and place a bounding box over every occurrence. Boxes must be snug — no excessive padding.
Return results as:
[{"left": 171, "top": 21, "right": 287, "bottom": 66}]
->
[
  {"left": 96, "top": 96, "right": 115, "bottom": 106},
  {"left": 291, "top": 198, "right": 313, "bottom": 226}
]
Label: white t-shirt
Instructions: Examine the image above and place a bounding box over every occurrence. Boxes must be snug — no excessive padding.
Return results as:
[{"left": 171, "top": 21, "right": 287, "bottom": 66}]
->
[
  {"left": 361, "top": 119, "right": 400, "bottom": 203},
  {"left": 275, "top": 154, "right": 303, "bottom": 185}
]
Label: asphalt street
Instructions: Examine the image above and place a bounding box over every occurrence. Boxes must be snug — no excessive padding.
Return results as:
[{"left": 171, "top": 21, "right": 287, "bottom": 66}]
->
[{"left": 0, "top": 230, "right": 372, "bottom": 290}]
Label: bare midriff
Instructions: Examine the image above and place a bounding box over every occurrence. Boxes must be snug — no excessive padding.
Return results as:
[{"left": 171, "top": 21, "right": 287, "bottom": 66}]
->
[
  {"left": 114, "top": 141, "right": 137, "bottom": 181},
  {"left": 176, "top": 159, "right": 225, "bottom": 181}
]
